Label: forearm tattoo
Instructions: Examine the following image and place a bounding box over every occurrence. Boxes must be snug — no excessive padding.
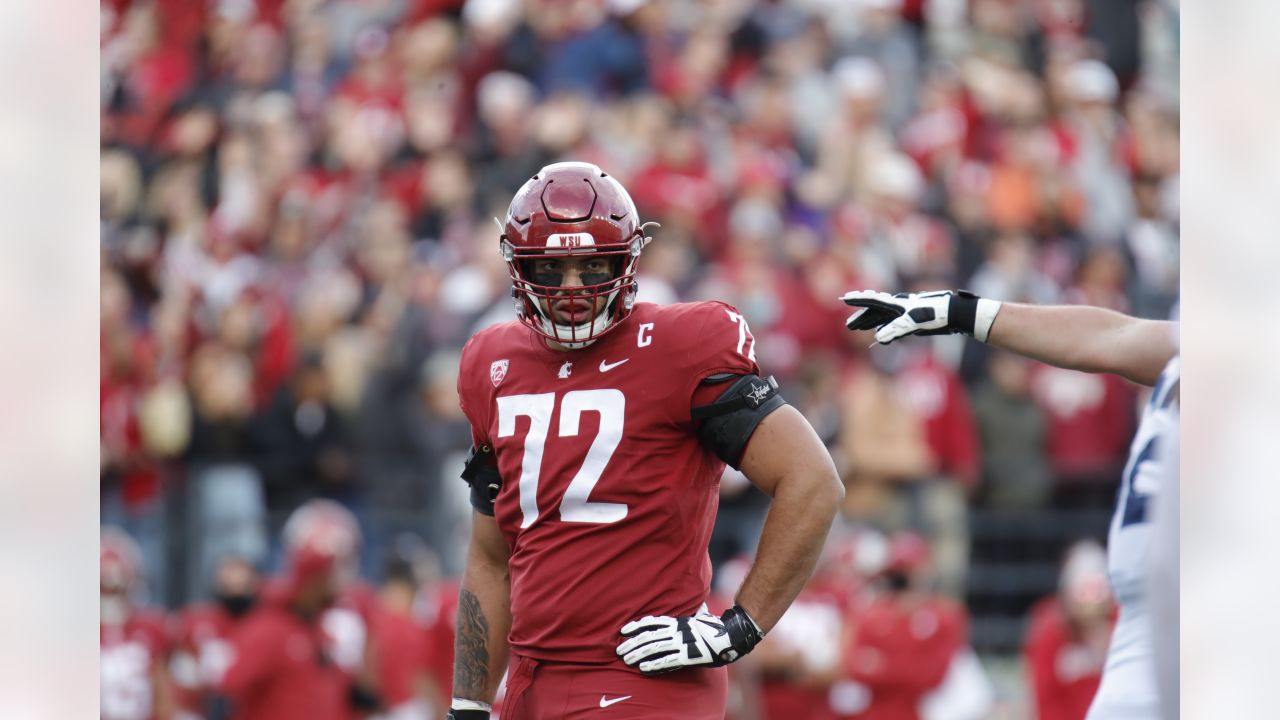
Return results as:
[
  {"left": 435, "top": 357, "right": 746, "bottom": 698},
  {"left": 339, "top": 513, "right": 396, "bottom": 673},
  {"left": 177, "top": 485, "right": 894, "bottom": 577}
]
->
[{"left": 453, "top": 588, "right": 491, "bottom": 700}]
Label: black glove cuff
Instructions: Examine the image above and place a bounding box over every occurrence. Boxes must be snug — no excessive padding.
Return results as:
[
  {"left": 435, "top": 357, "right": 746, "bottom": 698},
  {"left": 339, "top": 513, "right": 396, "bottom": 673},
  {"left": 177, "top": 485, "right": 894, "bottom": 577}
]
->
[
  {"left": 447, "top": 710, "right": 490, "bottom": 720},
  {"left": 949, "top": 290, "right": 981, "bottom": 336},
  {"left": 722, "top": 604, "right": 765, "bottom": 657}
]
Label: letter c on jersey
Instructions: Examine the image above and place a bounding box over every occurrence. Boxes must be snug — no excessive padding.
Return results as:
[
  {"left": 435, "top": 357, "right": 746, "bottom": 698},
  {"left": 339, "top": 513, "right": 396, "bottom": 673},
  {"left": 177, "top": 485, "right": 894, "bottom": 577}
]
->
[{"left": 637, "top": 323, "right": 653, "bottom": 347}]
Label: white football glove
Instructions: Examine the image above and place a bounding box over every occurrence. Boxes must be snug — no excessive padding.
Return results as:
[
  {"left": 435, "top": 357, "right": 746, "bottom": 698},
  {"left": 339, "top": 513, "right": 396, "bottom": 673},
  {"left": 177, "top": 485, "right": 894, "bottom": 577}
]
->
[
  {"left": 616, "top": 603, "right": 764, "bottom": 675},
  {"left": 841, "top": 289, "right": 1002, "bottom": 344}
]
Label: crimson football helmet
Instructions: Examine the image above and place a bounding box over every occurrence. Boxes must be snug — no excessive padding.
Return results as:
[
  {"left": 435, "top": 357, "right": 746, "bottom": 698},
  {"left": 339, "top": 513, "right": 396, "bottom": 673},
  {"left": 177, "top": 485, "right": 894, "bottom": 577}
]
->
[
  {"left": 101, "top": 526, "right": 143, "bottom": 593},
  {"left": 283, "top": 499, "right": 361, "bottom": 583},
  {"left": 500, "top": 161, "right": 655, "bottom": 348}
]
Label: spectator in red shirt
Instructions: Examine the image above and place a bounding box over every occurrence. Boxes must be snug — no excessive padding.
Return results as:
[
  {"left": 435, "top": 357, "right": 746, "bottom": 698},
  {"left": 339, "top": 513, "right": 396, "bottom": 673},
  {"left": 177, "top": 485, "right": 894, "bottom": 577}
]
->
[
  {"left": 213, "top": 543, "right": 352, "bottom": 720},
  {"left": 1028, "top": 343, "right": 1137, "bottom": 513},
  {"left": 1024, "top": 540, "right": 1116, "bottom": 720},
  {"left": 835, "top": 532, "right": 967, "bottom": 720}
]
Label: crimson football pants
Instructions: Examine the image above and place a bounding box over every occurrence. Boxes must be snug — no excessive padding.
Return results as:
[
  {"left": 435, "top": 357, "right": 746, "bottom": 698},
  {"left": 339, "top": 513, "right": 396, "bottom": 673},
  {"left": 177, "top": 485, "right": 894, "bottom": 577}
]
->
[{"left": 501, "top": 654, "right": 728, "bottom": 719}]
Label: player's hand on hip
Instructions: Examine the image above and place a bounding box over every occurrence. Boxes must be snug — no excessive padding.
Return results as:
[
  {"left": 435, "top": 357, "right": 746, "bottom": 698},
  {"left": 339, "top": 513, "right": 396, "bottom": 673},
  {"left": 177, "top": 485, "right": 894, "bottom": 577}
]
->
[
  {"left": 841, "top": 289, "right": 1002, "bottom": 344},
  {"left": 617, "top": 603, "right": 764, "bottom": 675}
]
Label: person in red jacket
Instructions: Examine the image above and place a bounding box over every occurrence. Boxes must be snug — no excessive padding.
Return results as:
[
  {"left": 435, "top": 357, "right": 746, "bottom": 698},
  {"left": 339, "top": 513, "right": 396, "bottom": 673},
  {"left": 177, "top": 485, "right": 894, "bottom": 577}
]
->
[
  {"left": 213, "top": 542, "right": 350, "bottom": 720},
  {"left": 1024, "top": 540, "right": 1116, "bottom": 720},
  {"left": 836, "top": 532, "right": 967, "bottom": 720}
]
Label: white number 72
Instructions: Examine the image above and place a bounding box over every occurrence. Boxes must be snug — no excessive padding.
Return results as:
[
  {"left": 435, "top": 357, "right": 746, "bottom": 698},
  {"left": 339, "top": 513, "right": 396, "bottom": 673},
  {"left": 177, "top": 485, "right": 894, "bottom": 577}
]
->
[{"left": 496, "top": 389, "right": 627, "bottom": 528}]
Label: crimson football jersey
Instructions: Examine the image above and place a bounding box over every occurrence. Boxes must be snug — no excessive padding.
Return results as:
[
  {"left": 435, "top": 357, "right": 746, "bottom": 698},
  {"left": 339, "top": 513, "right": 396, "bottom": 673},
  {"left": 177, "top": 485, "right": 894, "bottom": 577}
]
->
[
  {"left": 100, "top": 612, "right": 169, "bottom": 720},
  {"left": 1023, "top": 597, "right": 1114, "bottom": 720},
  {"left": 838, "top": 596, "right": 967, "bottom": 720},
  {"left": 171, "top": 603, "right": 241, "bottom": 714},
  {"left": 218, "top": 598, "right": 349, "bottom": 720},
  {"left": 457, "top": 301, "right": 766, "bottom": 665}
]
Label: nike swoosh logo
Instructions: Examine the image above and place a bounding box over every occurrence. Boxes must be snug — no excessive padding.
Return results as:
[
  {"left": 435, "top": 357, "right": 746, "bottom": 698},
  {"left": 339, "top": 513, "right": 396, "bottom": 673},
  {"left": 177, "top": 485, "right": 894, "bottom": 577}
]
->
[
  {"left": 598, "top": 358, "right": 630, "bottom": 372},
  {"left": 599, "top": 695, "right": 632, "bottom": 708}
]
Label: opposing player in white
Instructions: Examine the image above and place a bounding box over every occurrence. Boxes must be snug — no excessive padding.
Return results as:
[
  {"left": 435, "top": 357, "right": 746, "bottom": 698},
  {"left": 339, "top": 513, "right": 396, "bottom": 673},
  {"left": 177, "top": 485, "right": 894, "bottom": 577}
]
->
[{"left": 841, "top": 289, "right": 1178, "bottom": 720}]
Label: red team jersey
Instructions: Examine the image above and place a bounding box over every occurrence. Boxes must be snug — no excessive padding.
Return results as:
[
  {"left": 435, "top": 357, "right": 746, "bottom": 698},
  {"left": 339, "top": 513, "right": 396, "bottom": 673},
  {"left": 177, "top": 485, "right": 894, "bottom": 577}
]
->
[
  {"left": 100, "top": 612, "right": 169, "bottom": 720},
  {"left": 172, "top": 603, "right": 241, "bottom": 714},
  {"left": 218, "top": 598, "right": 349, "bottom": 720},
  {"left": 760, "top": 579, "right": 856, "bottom": 720},
  {"left": 457, "top": 301, "right": 762, "bottom": 666},
  {"left": 839, "top": 596, "right": 967, "bottom": 720},
  {"left": 1023, "top": 597, "right": 1112, "bottom": 720}
]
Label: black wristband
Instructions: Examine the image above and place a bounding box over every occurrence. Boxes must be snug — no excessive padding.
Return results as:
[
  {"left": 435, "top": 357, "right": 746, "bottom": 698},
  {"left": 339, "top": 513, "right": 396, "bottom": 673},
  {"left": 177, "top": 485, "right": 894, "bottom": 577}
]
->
[
  {"left": 948, "top": 290, "right": 981, "bottom": 336},
  {"left": 721, "top": 604, "right": 765, "bottom": 658},
  {"left": 447, "top": 710, "right": 490, "bottom": 720}
]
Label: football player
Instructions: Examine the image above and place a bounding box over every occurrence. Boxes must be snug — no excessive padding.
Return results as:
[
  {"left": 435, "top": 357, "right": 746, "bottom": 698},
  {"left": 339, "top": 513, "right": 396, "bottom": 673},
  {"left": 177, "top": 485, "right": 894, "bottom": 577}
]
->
[
  {"left": 212, "top": 535, "right": 351, "bottom": 720},
  {"left": 448, "top": 162, "right": 844, "bottom": 719},
  {"left": 170, "top": 554, "right": 261, "bottom": 718},
  {"left": 842, "top": 289, "right": 1178, "bottom": 720},
  {"left": 100, "top": 526, "right": 175, "bottom": 720},
  {"left": 281, "top": 499, "right": 381, "bottom": 717}
]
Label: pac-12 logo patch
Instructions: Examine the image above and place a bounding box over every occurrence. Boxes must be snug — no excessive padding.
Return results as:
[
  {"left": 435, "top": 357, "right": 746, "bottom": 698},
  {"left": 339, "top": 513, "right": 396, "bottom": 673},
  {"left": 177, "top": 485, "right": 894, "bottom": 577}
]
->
[{"left": 490, "top": 359, "right": 509, "bottom": 387}]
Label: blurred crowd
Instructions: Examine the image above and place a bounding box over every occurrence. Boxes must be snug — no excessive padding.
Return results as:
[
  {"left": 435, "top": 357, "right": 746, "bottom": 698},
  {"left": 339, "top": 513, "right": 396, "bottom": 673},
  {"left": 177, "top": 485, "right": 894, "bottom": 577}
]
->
[
  {"left": 101, "top": 506, "right": 1117, "bottom": 720},
  {"left": 101, "top": 0, "right": 1178, "bottom": 716}
]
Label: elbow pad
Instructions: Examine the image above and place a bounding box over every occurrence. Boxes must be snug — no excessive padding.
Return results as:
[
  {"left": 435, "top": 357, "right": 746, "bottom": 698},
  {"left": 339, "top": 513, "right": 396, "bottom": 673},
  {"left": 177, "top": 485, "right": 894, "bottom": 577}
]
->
[
  {"left": 461, "top": 444, "right": 502, "bottom": 516},
  {"left": 692, "top": 374, "right": 786, "bottom": 469}
]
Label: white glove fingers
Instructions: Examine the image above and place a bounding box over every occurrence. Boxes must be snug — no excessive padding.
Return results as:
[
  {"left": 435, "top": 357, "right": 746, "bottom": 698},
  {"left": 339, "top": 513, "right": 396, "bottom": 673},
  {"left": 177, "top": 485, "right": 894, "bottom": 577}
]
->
[
  {"left": 639, "top": 655, "right": 682, "bottom": 674},
  {"left": 621, "top": 638, "right": 678, "bottom": 666},
  {"left": 840, "top": 290, "right": 896, "bottom": 305},
  {"left": 616, "top": 628, "right": 674, "bottom": 658},
  {"left": 874, "top": 315, "right": 916, "bottom": 344}
]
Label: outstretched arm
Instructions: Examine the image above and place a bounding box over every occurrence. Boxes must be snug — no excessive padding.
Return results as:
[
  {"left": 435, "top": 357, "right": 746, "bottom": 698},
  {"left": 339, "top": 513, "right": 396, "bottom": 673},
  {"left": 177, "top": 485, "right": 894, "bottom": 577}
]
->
[
  {"left": 735, "top": 405, "right": 844, "bottom": 631},
  {"left": 984, "top": 303, "right": 1176, "bottom": 386},
  {"left": 842, "top": 290, "right": 1177, "bottom": 387},
  {"left": 451, "top": 512, "right": 511, "bottom": 711}
]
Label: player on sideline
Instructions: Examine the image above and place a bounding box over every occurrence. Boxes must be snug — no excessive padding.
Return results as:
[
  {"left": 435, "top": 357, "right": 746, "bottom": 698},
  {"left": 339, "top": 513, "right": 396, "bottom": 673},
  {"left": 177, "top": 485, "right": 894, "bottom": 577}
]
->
[
  {"left": 447, "top": 161, "right": 844, "bottom": 720},
  {"left": 841, "top": 288, "right": 1178, "bottom": 720}
]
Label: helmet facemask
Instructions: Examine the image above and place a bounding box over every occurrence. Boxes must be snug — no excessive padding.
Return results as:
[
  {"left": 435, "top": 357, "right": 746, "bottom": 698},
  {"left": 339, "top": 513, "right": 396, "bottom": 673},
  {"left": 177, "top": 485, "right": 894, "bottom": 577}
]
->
[{"left": 503, "top": 233, "right": 645, "bottom": 348}]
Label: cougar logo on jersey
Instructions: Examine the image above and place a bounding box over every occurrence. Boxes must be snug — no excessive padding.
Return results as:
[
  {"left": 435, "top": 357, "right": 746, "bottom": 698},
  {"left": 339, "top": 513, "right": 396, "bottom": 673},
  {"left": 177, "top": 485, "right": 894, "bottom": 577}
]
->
[{"left": 490, "top": 359, "right": 509, "bottom": 387}]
